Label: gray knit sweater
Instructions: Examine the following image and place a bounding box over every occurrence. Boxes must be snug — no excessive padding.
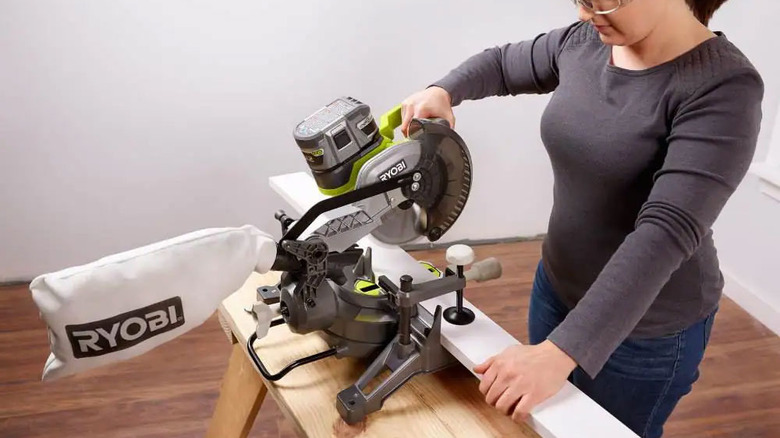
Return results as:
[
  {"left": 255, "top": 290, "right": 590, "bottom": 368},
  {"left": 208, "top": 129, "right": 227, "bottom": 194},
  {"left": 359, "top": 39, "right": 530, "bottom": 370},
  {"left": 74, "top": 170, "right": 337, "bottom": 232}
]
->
[{"left": 432, "top": 21, "right": 764, "bottom": 377}]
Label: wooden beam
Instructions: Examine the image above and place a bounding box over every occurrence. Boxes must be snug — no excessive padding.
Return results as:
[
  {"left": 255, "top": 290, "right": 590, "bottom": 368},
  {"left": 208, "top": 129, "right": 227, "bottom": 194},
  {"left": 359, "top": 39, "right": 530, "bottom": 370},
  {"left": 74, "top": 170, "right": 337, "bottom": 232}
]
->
[{"left": 206, "top": 343, "right": 268, "bottom": 438}]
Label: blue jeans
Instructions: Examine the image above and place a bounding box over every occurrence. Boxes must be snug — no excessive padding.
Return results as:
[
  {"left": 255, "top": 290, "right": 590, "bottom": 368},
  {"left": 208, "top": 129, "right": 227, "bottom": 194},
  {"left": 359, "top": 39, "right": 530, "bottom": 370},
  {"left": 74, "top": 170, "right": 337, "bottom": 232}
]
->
[{"left": 528, "top": 261, "right": 716, "bottom": 438}]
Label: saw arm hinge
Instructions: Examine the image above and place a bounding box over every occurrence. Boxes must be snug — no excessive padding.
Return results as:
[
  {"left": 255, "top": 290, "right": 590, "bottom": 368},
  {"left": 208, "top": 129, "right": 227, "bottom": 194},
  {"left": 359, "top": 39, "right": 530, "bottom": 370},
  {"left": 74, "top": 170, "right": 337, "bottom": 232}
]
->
[{"left": 278, "top": 238, "right": 328, "bottom": 304}]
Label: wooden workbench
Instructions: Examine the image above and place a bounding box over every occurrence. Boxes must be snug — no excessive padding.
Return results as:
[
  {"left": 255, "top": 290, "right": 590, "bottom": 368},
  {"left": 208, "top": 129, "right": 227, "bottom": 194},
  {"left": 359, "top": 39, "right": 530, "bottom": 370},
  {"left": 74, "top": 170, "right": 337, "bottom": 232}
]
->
[{"left": 206, "top": 271, "right": 540, "bottom": 438}]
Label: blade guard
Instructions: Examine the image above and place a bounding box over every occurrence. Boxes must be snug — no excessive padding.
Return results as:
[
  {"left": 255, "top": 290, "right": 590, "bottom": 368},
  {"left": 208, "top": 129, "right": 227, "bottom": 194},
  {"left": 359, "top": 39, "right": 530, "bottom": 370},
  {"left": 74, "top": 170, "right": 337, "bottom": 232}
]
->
[
  {"left": 405, "top": 118, "right": 472, "bottom": 242},
  {"left": 356, "top": 111, "right": 472, "bottom": 244}
]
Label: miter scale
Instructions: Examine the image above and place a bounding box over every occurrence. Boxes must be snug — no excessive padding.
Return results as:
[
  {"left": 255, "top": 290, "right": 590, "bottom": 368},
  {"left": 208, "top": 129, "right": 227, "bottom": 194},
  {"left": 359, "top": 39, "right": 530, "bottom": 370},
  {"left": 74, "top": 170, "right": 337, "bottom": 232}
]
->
[{"left": 247, "top": 97, "right": 502, "bottom": 424}]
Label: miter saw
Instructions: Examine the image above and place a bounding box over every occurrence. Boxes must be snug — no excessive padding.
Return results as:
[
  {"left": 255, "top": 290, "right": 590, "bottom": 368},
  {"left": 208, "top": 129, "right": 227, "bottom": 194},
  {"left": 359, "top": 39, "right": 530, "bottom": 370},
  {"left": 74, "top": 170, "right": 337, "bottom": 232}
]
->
[{"left": 248, "top": 97, "right": 501, "bottom": 424}]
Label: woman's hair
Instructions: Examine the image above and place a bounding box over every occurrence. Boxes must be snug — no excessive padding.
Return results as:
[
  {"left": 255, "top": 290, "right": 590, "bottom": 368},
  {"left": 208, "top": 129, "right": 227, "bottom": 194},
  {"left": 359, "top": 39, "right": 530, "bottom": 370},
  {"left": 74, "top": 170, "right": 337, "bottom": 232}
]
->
[{"left": 686, "top": 0, "right": 729, "bottom": 25}]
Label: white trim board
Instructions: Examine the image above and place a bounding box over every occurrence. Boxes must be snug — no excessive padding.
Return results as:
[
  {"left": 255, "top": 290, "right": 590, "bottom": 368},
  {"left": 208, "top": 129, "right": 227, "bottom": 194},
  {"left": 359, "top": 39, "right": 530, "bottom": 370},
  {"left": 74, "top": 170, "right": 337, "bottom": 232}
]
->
[
  {"left": 270, "top": 172, "right": 637, "bottom": 438},
  {"left": 722, "top": 268, "right": 780, "bottom": 336}
]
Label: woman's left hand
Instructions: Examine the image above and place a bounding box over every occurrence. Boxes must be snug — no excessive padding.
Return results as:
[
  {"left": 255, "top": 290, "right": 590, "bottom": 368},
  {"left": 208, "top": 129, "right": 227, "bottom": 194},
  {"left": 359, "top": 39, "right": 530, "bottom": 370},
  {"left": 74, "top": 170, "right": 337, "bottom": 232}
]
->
[{"left": 474, "top": 340, "right": 577, "bottom": 423}]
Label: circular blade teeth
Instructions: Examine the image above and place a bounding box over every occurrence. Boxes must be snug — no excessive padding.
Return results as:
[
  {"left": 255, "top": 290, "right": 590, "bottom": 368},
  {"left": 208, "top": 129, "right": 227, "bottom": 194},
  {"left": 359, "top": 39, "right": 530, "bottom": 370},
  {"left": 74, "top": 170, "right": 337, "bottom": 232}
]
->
[
  {"left": 419, "top": 125, "right": 472, "bottom": 241},
  {"left": 369, "top": 120, "right": 472, "bottom": 244}
]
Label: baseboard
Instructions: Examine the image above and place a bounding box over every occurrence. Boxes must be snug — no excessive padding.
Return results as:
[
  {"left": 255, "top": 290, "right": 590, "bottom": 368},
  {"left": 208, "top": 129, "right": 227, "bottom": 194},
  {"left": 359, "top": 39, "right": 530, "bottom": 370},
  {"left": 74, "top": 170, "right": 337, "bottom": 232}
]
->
[
  {"left": 0, "top": 279, "right": 31, "bottom": 288},
  {"left": 721, "top": 268, "right": 780, "bottom": 336},
  {"left": 402, "top": 234, "right": 546, "bottom": 252}
]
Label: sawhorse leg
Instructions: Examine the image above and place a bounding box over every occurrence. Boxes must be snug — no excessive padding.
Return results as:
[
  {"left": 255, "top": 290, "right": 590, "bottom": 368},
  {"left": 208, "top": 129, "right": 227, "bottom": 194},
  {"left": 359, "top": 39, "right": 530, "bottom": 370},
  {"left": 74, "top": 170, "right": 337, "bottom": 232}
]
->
[{"left": 207, "top": 342, "right": 268, "bottom": 438}]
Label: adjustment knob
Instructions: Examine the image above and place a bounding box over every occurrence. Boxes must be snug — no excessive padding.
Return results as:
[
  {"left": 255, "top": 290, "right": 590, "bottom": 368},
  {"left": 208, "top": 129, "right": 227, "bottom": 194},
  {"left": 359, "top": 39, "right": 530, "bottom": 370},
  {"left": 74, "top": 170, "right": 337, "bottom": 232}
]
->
[
  {"left": 446, "top": 244, "right": 475, "bottom": 266},
  {"left": 400, "top": 275, "right": 414, "bottom": 292}
]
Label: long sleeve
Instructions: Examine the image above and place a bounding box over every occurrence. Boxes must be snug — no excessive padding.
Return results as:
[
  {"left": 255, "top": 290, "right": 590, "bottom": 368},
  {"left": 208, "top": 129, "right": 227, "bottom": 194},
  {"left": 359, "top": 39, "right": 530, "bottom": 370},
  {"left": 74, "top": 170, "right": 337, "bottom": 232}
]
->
[
  {"left": 546, "top": 68, "right": 765, "bottom": 378},
  {"left": 430, "top": 22, "right": 584, "bottom": 106}
]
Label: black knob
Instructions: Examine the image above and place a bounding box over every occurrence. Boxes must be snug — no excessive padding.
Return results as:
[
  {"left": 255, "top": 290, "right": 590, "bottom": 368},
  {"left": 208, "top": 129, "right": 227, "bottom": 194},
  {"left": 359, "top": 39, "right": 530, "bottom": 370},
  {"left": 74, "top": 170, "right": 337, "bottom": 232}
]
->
[
  {"left": 400, "top": 275, "right": 413, "bottom": 292},
  {"left": 275, "top": 210, "right": 296, "bottom": 234}
]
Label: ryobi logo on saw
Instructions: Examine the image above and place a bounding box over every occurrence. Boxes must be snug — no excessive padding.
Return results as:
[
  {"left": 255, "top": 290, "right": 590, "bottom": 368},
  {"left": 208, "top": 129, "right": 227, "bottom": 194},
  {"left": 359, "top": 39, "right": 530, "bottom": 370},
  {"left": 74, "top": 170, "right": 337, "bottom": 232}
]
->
[
  {"left": 378, "top": 160, "right": 407, "bottom": 181},
  {"left": 66, "top": 297, "right": 185, "bottom": 359}
]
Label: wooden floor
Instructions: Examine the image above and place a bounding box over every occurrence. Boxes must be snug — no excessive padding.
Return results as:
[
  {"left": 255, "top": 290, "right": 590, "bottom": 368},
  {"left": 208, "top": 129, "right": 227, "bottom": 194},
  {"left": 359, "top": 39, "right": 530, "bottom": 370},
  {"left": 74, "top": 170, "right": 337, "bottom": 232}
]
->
[{"left": 2, "top": 241, "right": 779, "bottom": 437}]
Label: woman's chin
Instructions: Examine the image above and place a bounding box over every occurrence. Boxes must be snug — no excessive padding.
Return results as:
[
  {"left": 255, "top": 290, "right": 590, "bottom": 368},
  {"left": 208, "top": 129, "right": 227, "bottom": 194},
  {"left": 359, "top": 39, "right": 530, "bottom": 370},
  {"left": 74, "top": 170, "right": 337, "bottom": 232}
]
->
[{"left": 597, "top": 33, "right": 625, "bottom": 46}]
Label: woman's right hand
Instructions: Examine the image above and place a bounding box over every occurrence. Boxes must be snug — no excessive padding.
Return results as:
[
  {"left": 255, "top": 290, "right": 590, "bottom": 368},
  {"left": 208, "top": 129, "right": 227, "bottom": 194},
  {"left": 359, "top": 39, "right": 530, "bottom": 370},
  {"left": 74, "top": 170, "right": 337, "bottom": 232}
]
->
[{"left": 400, "top": 86, "right": 455, "bottom": 137}]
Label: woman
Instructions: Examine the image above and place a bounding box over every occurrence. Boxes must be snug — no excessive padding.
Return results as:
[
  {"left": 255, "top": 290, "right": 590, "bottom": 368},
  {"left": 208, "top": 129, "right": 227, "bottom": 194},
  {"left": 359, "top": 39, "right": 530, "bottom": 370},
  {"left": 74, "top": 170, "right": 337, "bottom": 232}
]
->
[{"left": 400, "top": 1, "right": 763, "bottom": 437}]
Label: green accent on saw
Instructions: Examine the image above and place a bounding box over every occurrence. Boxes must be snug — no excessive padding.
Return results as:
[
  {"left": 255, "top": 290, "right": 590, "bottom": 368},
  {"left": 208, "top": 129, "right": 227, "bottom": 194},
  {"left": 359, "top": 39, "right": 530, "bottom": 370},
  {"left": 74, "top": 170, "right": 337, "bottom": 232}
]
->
[
  {"left": 418, "top": 261, "right": 443, "bottom": 278},
  {"left": 378, "top": 105, "right": 402, "bottom": 141},
  {"left": 354, "top": 311, "right": 382, "bottom": 323},
  {"left": 316, "top": 105, "right": 405, "bottom": 197},
  {"left": 353, "top": 279, "right": 383, "bottom": 297},
  {"left": 310, "top": 148, "right": 324, "bottom": 157}
]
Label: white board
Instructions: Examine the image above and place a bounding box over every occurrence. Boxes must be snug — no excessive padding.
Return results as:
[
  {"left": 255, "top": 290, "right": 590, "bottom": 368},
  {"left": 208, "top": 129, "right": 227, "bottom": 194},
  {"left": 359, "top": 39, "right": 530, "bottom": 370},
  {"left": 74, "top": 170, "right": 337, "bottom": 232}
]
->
[{"left": 270, "top": 172, "right": 638, "bottom": 438}]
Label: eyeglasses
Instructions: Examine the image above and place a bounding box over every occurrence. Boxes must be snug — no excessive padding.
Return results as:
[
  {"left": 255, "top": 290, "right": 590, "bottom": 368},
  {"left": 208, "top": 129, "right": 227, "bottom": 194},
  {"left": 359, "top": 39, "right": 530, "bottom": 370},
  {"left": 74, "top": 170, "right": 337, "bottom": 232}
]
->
[{"left": 572, "top": 0, "right": 632, "bottom": 15}]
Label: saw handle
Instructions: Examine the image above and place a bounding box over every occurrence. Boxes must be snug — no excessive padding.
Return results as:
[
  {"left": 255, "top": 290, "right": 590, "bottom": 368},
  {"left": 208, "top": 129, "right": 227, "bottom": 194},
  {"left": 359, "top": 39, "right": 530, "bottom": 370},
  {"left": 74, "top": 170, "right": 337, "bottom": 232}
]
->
[
  {"left": 379, "top": 105, "right": 403, "bottom": 141},
  {"left": 408, "top": 117, "right": 451, "bottom": 138},
  {"left": 379, "top": 105, "right": 451, "bottom": 141}
]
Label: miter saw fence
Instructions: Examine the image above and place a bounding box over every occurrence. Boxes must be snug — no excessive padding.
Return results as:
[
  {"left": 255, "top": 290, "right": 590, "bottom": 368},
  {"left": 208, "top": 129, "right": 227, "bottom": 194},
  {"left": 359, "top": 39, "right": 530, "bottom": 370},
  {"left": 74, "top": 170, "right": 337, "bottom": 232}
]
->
[{"left": 245, "top": 97, "right": 499, "bottom": 424}]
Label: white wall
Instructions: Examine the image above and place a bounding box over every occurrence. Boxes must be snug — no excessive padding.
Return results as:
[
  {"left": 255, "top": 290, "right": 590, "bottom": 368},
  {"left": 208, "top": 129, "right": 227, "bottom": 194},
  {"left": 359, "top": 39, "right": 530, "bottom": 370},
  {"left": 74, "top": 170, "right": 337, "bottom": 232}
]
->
[
  {"left": 0, "top": 1, "right": 573, "bottom": 281},
  {"left": 3, "top": 0, "right": 777, "bottom": 297},
  {"left": 709, "top": 2, "right": 780, "bottom": 333}
]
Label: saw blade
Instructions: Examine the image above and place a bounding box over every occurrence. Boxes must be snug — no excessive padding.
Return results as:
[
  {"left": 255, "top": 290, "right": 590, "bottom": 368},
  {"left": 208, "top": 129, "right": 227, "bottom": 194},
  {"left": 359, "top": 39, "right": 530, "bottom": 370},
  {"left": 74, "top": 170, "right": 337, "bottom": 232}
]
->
[{"left": 369, "top": 204, "right": 425, "bottom": 244}]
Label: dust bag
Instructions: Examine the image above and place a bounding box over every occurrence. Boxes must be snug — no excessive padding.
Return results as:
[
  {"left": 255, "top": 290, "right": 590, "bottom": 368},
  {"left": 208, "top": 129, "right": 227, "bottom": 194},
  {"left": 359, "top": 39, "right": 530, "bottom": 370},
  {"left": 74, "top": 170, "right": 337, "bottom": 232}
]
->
[{"left": 29, "top": 225, "right": 277, "bottom": 380}]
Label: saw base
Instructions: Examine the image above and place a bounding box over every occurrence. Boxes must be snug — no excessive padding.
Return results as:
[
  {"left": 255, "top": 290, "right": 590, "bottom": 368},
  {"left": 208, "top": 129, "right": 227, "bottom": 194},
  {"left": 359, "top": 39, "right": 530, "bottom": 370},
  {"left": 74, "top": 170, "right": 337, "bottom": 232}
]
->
[{"left": 336, "top": 305, "right": 456, "bottom": 424}]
